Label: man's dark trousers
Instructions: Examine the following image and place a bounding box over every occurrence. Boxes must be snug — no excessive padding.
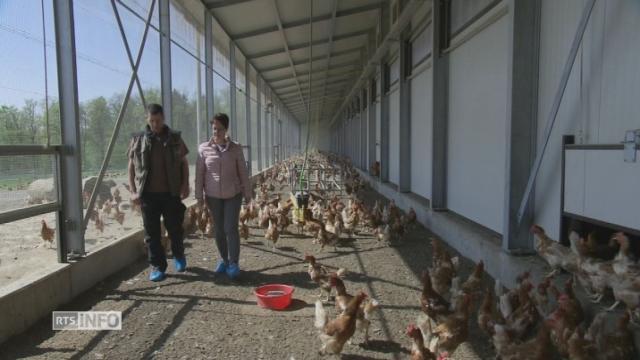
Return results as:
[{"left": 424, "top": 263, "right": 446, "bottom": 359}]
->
[{"left": 141, "top": 192, "right": 186, "bottom": 272}]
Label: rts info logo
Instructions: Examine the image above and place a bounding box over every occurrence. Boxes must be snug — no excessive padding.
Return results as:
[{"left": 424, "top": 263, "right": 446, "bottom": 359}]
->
[{"left": 52, "top": 311, "right": 122, "bottom": 330}]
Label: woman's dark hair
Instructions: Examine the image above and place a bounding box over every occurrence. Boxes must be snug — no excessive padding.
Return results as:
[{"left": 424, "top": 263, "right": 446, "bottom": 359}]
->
[
  {"left": 211, "top": 113, "right": 229, "bottom": 130},
  {"left": 146, "top": 103, "right": 164, "bottom": 116}
]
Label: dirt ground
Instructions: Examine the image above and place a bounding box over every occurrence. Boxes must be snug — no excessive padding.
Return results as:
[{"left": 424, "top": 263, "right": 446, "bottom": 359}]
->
[
  {"left": 0, "top": 185, "right": 497, "bottom": 360},
  {"left": 0, "top": 169, "right": 201, "bottom": 290},
  {"left": 0, "top": 180, "right": 144, "bottom": 291}
]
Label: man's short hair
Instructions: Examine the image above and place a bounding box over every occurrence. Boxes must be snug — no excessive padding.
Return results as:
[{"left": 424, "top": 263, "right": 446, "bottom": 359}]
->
[{"left": 146, "top": 103, "right": 164, "bottom": 116}]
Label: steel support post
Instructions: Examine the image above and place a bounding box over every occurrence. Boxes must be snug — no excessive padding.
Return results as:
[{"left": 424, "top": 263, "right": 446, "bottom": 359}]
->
[
  {"left": 278, "top": 119, "right": 282, "bottom": 163},
  {"left": 229, "top": 41, "right": 237, "bottom": 137},
  {"left": 399, "top": 29, "right": 411, "bottom": 192},
  {"left": 360, "top": 87, "right": 368, "bottom": 171},
  {"left": 503, "top": 0, "right": 541, "bottom": 253},
  {"left": 195, "top": 28, "right": 203, "bottom": 143},
  {"left": 380, "top": 63, "right": 390, "bottom": 183},
  {"left": 257, "top": 77, "right": 262, "bottom": 171},
  {"left": 368, "top": 80, "right": 376, "bottom": 175},
  {"left": 245, "top": 60, "right": 252, "bottom": 174},
  {"left": 53, "top": 0, "right": 84, "bottom": 259},
  {"left": 272, "top": 104, "right": 277, "bottom": 163},
  {"left": 204, "top": 13, "right": 214, "bottom": 137},
  {"left": 159, "top": 0, "right": 172, "bottom": 125},
  {"left": 265, "top": 88, "right": 271, "bottom": 166},
  {"left": 431, "top": 0, "right": 449, "bottom": 210},
  {"left": 52, "top": 153, "right": 65, "bottom": 262}
]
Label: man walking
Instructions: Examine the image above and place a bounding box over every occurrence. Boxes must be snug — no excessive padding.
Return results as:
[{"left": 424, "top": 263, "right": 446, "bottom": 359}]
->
[{"left": 128, "top": 104, "right": 190, "bottom": 281}]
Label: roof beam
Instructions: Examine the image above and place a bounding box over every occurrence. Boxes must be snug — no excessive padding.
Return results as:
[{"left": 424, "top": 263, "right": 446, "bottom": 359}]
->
[
  {"left": 280, "top": 71, "right": 358, "bottom": 94},
  {"left": 290, "top": 98, "right": 344, "bottom": 110},
  {"left": 247, "top": 29, "right": 369, "bottom": 59},
  {"left": 271, "top": 73, "right": 359, "bottom": 94},
  {"left": 204, "top": 0, "right": 255, "bottom": 9},
  {"left": 285, "top": 98, "right": 345, "bottom": 109},
  {"left": 288, "top": 99, "right": 343, "bottom": 111},
  {"left": 232, "top": 2, "right": 383, "bottom": 40},
  {"left": 266, "top": 60, "right": 361, "bottom": 83},
  {"left": 280, "top": 82, "right": 351, "bottom": 99},
  {"left": 270, "top": 0, "right": 307, "bottom": 120},
  {"left": 278, "top": 78, "right": 354, "bottom": 97},
  {"left": 292, "top": 103, "right": 341, "bottom": 114},
  {"left": 281, "top": 85, "right": 351, "bottom": 101},
  {"left": 281, "top": 71, "right": 356, "bottom": 87},
  {"left": 259, "top": 47, "right": 362, "bottom": 73},
  {"left": 283, "top": 91, "right": 342, "bottom": 106},
  {"left": 293, "top": 101, "right": 341, "bottom": 109},
  {"left": 317, "top": 0, "right": 340, "bottom": 124}
]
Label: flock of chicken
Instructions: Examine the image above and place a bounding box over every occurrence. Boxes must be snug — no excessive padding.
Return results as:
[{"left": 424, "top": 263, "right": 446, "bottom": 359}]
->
[
  {"left": 40, "top": 188, "right": 131, "bottom": 248},
  {"left": 532, "top": 225, "right": 640, "bottom": 317},
  {"left": 291, "top": 153, "right": 637, "bottom": 359},
  {"left": 391, "top": 225, "right": 639, "bottom": 360},
  {"left": 397, "top": 222, "right": 640, "bottom": 360},
  {"left": 187, "top": 152, "right": 420, "bottom": 357},
  {"left": 37, "top": 150, "right": 639, "bottom": 359}
]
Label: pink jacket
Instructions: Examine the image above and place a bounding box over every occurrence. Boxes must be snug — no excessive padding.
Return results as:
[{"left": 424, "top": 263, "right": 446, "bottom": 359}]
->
[{"left": 195, "top": 139, "right": 251, "bottom": 201}]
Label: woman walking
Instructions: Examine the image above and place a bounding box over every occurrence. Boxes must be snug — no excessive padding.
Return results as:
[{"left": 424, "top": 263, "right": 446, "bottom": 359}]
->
[{"left": 195, "top": 113, "right": 252, "bottom": 279}]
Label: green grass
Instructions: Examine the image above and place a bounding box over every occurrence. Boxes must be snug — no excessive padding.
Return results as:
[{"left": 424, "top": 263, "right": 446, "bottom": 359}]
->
[
  {"left": 0, "top": 177, "right": 32, "bottom": 190},
  {"left": 0, "top": 168, "right": 131, "bottom": 191}
]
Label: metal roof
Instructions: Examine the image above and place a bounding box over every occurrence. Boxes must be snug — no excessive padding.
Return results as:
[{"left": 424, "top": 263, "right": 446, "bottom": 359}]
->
[{"left": 203, "top": 0, "right": 384, "bottom": 122}]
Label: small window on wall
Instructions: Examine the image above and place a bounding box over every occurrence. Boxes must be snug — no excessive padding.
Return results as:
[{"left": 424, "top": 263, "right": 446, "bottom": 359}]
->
[
  {"left": 411, "top": 24, "right": 432, "bottom": 68},
  {"left": 403, "top": 40, "right": 412, "bottom": 79},
  {"left": 370, "top": 79, "right": 377, "bottom": 104},
  {"left": 448, "top": 0, "right": 501, "bottom": 38},
  {"left": 389, "top": 57, "right": 400, "bottom": 86},
  {"left": 383, "top": 64, "right": 391, "bottom": 94}
]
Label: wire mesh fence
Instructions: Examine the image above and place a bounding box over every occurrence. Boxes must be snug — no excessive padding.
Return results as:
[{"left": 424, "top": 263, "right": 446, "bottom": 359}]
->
[{"left": 0, "top": 154, "right": 57, "bottom": 213}]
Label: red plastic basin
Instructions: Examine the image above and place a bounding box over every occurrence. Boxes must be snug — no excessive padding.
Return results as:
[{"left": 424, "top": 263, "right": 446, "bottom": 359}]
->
[{"left": 254, "top": 284, "right": 294, "bottom": 310}]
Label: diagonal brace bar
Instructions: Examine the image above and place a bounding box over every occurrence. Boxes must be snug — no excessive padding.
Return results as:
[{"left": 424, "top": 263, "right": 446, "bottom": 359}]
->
[
  {"left": 83, "top": 0, "right": 157, "bottom": 230},
  {"left": 111, "top": 0, "right": 148, "bottom": 109},
  {"left": 516, "top": 0, "right": 596, "bottom": 225}
]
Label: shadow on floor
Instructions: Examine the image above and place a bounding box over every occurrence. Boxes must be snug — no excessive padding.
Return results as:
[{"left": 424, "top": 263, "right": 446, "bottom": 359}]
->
[
  {"left": 0, "top": 185, "right": 499, "bottom": 360},
  {"left": 354, "top": 186, "right": 497, "bottom": 359}
]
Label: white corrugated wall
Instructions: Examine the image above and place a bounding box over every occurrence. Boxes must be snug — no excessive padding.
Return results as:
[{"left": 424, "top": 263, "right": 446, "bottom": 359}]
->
[
  {"left": 389, "top": 88, "right": 400, "bottom": 185},
  {"left": 446, "top": 14, "right": 509, "bottom": 234},
  {"left": 410, "top": 67, "right": 433, "bottom": 199}
]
